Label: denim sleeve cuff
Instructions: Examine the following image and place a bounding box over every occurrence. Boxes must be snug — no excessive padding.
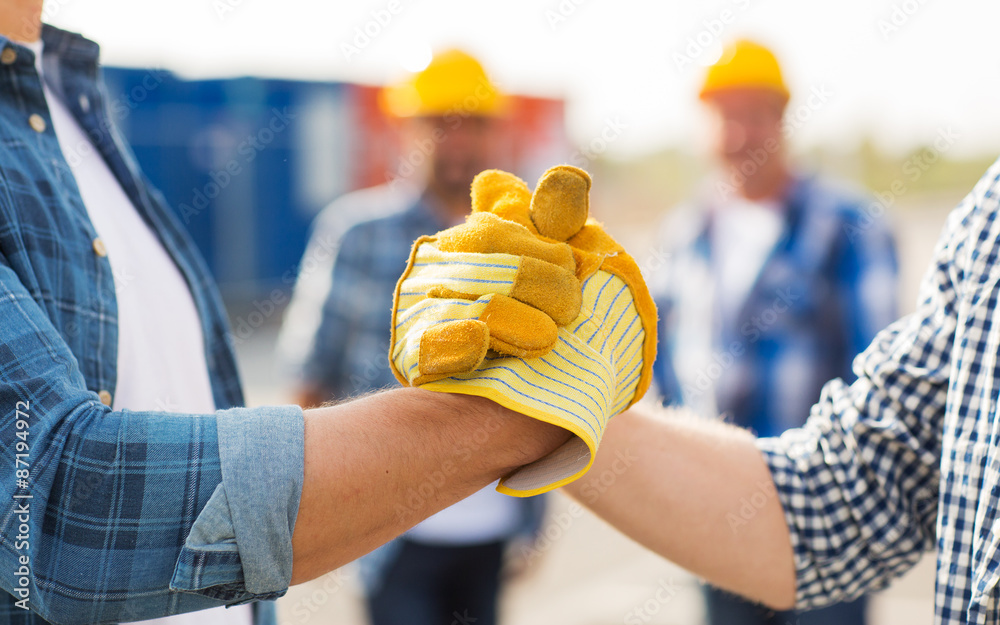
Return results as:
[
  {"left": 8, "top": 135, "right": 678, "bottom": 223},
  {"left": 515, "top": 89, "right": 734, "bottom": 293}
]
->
[{"left": 170, "top": 405, "right": 305, "bottom": 603}]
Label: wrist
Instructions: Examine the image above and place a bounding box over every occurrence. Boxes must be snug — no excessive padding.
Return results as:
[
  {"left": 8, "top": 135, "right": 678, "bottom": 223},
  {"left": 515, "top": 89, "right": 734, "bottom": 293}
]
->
[{"left": 416, "top": 389, "right": 572, "bottom": 475}]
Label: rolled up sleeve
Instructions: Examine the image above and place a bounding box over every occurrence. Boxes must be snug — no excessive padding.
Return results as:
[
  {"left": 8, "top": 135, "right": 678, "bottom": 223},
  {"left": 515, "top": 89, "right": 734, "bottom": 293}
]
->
[
  {"left": 755, "top": 186, "right": 976, "bottom": 608},
  {"left": 171, "top": 405, "right": 304, "bottom": 603},
  {"left": 0, "top": 252, "right": 306, "bottom": 622}
]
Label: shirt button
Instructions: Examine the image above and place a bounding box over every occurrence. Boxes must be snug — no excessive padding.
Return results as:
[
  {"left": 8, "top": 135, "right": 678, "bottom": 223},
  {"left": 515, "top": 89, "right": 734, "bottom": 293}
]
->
[
  {"left": 0, "top": 47, "right": 16, "bottom": 65},
  {"left": 98, "top": 390, "right": 113, "bottom": 406},
  {"left": 28, "top": 113, "right": 46, "bottom": 133},
  {"left": 78, "top": 94, "right": 90, "bottom": 113},
  {"left": 92, "top": 237, "right": 108, "bottom": 257}
]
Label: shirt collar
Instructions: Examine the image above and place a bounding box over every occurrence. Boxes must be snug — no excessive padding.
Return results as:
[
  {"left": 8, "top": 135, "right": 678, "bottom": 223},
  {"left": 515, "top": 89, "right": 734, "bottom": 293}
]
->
[
  {"left": 39, "top": 23, "right": 101, "bottom": 69},
  {"left": 0, "top": 23, "right": 100, "bottom": 65},
  {"left": 0, "top": 24, "right": 101, "bottom": 101}
]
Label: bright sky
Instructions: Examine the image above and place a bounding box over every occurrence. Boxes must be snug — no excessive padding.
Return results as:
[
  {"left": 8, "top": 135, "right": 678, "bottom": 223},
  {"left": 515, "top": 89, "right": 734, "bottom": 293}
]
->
[{"left": 48, "top": 0, "right": 1000, "bottom": 159}]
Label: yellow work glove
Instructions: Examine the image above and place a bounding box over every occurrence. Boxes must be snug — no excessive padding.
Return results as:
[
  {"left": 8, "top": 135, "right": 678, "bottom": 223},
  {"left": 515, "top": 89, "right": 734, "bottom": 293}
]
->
[{"left": 389, "top": 165, "right": 657, "bottom": 496}]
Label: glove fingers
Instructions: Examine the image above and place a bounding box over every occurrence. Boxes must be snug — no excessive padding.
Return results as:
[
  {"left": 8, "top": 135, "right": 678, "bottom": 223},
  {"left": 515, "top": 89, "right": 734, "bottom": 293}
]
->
[
  {"left": 479, "top": 294, "right": 559, "bottom": 358},
  {"left": 530, "top": 165, "right": 591, "bottom": 242},
  {"left": 392, "top": 295, "right": 491, "bottom": 383},
  {"left": 470, "top": 169, "right": 535, "bottom": 231},
  {"left": 391, "top": 291, "right": 561, "bottom": 381},
  {"left": 406, "top": 241, "right": 581, "bottom": 326},
  {"left": 401, "top": 243, "right": 521, "bottom": 300},
  {"left": 510, "top": 256, "right": 582, "bottom": 326},
  {"left": 396, "top": 295, "right": 558, "bottom": 383},
  {"left": 416, "top": 319, "right": 490, "bottom": 384},
  {"left": 436, "top": 212, "right": 576, "bottom": 274}
]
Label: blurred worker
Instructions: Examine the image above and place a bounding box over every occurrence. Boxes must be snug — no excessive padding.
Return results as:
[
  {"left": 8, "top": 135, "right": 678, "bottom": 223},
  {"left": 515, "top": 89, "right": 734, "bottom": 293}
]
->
[
  {"left": 279, "top": 50, "right": 544, "bottom": 625},
  {"left": 648, "top": 40, "right": 898, "bottom": 625},
  {"left": 0, "top": 7, "right": 573, "bottom": 623}
]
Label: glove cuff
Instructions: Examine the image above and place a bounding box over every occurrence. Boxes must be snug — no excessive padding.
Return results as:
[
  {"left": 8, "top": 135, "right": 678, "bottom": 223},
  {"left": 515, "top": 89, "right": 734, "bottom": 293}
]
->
[{"left": 420, "top": 327, "right": 616, "bottom": 497}]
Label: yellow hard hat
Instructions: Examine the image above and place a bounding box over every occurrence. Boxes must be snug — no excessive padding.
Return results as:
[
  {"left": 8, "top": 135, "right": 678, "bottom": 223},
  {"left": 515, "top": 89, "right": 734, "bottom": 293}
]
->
[
  {"left": 699, "top": 40, "right": 789, "bottom": 102},
  {"left": 379, "top": 49, "right": 504, "bottom": 118}
]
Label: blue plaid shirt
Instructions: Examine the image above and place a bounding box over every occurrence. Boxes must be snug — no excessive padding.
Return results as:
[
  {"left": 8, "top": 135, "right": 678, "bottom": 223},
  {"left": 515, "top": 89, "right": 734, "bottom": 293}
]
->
[
  {"left": 755, "top": 158, "right": 1000, "bottom": 623},
  {"left": 651, "top": 175, "right": 899, "bottom": 438},
  {"left": 299, "top": 191, "right": 445, "bottom": 397},
  {"left": 0, "top": 25, "right": 303, "bottom": 624}
]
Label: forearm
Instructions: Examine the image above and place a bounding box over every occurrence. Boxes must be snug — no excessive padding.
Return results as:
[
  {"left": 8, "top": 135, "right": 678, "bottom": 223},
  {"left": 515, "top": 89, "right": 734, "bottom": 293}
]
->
[
  {"left": 290, "top": 387, "right": 569, "bottom": 583},
  {"left": 563, "top": 405, "right": 796, "bottom": 609}
]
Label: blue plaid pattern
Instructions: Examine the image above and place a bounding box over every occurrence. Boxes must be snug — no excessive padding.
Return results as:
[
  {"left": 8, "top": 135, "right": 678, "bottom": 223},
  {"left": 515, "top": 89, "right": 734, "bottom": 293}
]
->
[
  {"left": 651, "top": 175, "right": 899, "bottom": 438},
  {"left": 300, "top": 194, "right": 445, "bottom": 397},
  {"left": 757, "top": 158, "right": 1000, "bottom": 623},
  {"left": 0, "top": 25, "right": 303, "bottom": 624}
]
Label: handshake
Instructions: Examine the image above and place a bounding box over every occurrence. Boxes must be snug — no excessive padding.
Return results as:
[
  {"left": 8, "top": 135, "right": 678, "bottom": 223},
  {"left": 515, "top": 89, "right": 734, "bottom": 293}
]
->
[{"left": 389, "top": 165, "right": 658, "bottom": 496}]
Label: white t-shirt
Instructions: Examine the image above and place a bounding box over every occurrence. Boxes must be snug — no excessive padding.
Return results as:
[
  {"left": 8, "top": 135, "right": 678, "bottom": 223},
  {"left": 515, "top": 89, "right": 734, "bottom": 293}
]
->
[
  {"left": 24, "top": 38, "right": 251, "bottom": 625},
  {"left": 405, "top": 480, "right": 524, "bottom": 546},
  {"left": 711, "top": 196, "right": 784, "bottom": 323}
]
